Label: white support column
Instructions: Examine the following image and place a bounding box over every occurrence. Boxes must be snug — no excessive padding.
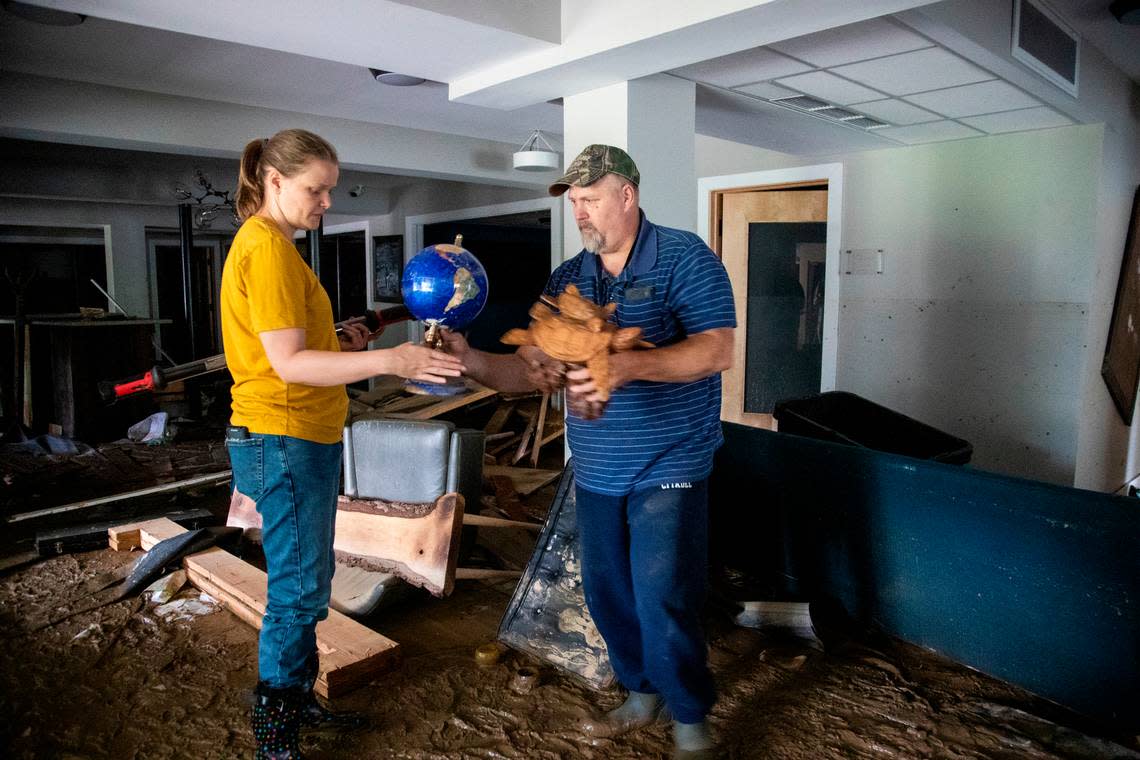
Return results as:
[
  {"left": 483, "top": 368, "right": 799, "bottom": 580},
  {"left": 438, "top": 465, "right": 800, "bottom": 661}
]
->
[{"left": 560, "top": 74, "right": 696, "bottom": 262}]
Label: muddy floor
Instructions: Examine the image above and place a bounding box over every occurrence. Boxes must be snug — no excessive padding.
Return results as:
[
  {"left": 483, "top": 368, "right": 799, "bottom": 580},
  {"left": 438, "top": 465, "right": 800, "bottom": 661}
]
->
[
  {"left": 2, "top": 544, "right": 1137, "bottom": 760},
  {"left": 2, "top": 435, "right": 1137, "bottom": 759}
]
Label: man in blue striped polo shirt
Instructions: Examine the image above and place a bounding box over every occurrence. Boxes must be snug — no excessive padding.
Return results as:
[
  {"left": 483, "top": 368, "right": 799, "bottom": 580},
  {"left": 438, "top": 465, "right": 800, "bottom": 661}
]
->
[{"left": 444, "top": 144, "right": 735, "bottom": 760}]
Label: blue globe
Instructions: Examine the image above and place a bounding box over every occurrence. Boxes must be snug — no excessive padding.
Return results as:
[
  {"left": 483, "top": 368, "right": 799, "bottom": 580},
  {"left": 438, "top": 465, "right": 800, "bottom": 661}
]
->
[{"left": 401, "top": 241, "right": 489, "bottom": 329}]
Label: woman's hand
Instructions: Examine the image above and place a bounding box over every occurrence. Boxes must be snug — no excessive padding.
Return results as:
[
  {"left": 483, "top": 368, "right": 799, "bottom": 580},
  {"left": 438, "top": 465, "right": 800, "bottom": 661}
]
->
[
  {"left": 337, "top": 321, "right": 371, "bottom": 352},
  {"left": 386, "top": 342, "right": 466, "bottom": 384}
]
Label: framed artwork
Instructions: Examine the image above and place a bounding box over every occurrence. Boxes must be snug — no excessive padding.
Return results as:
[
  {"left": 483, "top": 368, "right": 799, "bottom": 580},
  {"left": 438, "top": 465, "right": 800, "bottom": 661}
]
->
[
  {"left": 372, "top": 235, "right": 403, "bottom": 301},
  {"left": 1101, "top": 186, "right": 1140, "bottom": 424}
]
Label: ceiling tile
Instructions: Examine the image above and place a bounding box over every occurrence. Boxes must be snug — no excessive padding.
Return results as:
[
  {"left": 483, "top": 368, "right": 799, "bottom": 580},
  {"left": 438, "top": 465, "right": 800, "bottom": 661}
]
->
[
  {"left": 831, "top": 47, "right": 993, "bottom": 96},
  {"left": 769, "top": 17, "right": 933, "bottom": 68},
  {"left": 876, "top": 120, "right": 984, "bottom": 144},
  {"left": 959, "top": 107, "right": 1074, "bottom": 134},
  {"left": 774, "top": 70, "right": 884, "bottom": 105},
  {"left": 904, "top": 80, "right": 1042, "bottom": 118},
  {"left": 670, "top": 48, "right": 812, "bottom": 88},
  {"left": 850, "top": 98, "right": 939, "bottom": 125},
  {"left": 733, "top": 81, "right": 799, "bottom": 100}
]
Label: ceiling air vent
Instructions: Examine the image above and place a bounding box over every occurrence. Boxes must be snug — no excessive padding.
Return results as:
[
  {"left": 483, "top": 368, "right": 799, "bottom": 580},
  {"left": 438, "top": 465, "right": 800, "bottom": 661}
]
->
[
  {"left": 845, "top": 117, "right": 890, "bottom": 130},
  {"left": 1012, "top": 0, "right": 1079, "bottom": 96},
  {"left": 815, "top": 107, "right": 861, "bottom": 121},
  {"left": 771, "top": 94, "right": 830, "bottom": 111}
]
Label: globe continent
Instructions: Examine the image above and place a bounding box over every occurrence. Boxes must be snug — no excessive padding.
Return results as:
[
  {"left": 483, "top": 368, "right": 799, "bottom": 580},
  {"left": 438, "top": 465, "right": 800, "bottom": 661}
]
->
[{"left": 401, "top": 243, "right": 489, "bottom": 329}]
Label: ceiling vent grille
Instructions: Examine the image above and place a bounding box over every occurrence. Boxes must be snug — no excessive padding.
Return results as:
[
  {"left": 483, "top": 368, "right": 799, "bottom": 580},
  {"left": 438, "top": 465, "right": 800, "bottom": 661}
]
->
[
  {"left": 1012, "top": 0, "right": 1079, "bottom": 96},
  {"left": 814, "top": 107, "right": 861, "bottom": 121},
  {"left": 771, "top": 94, "right": 830, "bottom": 111},
  {"left": 845, "top": 117, "right": 890, "bottom": 130},
  {"left": 765, "top": 93, "right": 891, "bottom": 131}
]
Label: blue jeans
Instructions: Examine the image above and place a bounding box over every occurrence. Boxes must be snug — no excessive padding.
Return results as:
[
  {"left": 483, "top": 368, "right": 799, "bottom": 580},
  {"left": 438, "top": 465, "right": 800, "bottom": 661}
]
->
[
  {"left": 227, "top": 433, "right": 342, "bottom": 689},
  {"left": 575, "top": 480, "right": 716, "bottom": 724}
]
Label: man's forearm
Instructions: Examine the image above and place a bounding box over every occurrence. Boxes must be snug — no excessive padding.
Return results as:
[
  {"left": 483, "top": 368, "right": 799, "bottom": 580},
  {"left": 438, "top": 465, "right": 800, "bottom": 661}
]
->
[
  {"left": 461, "top": 347, "right": 540, "bottom": 393},
  {"left": 615, "top": 328, "right": 734, "bottom": 385}
]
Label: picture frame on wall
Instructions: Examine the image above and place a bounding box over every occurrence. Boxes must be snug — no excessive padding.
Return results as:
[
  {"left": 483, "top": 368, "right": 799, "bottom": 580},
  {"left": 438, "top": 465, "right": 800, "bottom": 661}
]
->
[
  {"left": 372, "top": 235, "right": 403, "bottom": 302},
  {"left": 1101, "top": 186, "right": 1140, "bottom": 424}
]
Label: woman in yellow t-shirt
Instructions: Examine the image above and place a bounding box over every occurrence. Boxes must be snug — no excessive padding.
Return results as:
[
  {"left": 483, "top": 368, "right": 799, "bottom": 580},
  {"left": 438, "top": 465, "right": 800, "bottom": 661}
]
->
[{"left": 222, "top": 128, "right": 464, "bottom": 758}]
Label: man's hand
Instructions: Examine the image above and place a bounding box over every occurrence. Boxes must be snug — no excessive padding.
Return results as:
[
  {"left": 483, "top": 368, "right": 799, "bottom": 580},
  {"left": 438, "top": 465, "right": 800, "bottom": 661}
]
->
[
  {"left": 565, "top": 364, "right": 606, "bottom": 420},
  {"left": 438, "top": 327, "right": 470, "bottom": 361},
  {"left": 519, "top": 346, "right": 568, "bottom": 394},
  {"left": 337, "top": 321, "right": 371, "bottom": 352}
]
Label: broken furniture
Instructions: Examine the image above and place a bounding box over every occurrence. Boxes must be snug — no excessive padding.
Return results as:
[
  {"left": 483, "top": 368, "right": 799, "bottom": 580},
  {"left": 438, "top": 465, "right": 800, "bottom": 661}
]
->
[
  {"left": 0, "top": 316, "right": 169, "bottom": 442},
  {"left": 482, "top": 391, "right": 565, "bottom": 467},
  {"left": 110, "top": 517, "right": 399, "bottom": 698},
  {"left": 498, "top": 460, "right": 615, "bottom": 690},
  {"left": 711, "top": 422, "right": 1140, "bottom": 734},
  {"left": 227, "top": 416, "right": 536, "bottom": 615}
]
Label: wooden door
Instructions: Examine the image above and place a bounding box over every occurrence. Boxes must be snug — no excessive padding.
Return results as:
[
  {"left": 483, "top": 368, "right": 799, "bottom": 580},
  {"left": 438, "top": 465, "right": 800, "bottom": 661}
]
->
[{"left": 718, "top": 186, "right": 828, "bottom": 429}]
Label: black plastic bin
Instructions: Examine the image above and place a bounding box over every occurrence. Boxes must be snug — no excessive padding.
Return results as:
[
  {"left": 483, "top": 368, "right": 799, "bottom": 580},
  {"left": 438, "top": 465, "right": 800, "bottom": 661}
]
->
[{"left": 772, "top": 391, "right": 972, "bottom": 465}]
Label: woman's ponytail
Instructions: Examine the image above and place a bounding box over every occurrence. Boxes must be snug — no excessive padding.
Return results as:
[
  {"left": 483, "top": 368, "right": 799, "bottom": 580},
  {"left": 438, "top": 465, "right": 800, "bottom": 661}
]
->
[{"left": 235, "top": 138, "right": 266, "bottom": 222}]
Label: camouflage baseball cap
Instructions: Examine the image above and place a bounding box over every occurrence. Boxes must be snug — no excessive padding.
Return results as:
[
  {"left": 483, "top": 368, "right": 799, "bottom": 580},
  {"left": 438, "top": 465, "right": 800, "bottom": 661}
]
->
[{"left": 548, "top": 144, "right": 640, "bottom": 197}]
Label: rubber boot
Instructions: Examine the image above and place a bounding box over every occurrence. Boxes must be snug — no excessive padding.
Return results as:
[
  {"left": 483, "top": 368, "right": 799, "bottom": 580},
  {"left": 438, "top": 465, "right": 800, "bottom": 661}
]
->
[
  {"left": 673, "top": 720, "right": 717, "bottom": 759},
  {"left": 578, "top": 691, "right": 667, "bottom": 739},
  {"left": 298, "top": 653, "right": 367, "bottom": 732},
  {"left": 250, "top": 682, "right": 304, "bottom": 760}
]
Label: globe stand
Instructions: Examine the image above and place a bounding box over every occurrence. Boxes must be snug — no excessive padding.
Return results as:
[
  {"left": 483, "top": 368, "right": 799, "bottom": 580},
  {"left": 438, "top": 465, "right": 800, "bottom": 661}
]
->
[{"left": 404, "top": 320, "right": 469, "bottom": 396}]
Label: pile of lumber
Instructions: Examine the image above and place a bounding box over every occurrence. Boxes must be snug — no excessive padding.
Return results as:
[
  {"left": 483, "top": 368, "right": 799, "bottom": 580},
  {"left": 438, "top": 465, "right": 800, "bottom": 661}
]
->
[{"left": 109, "top": 517, "right": 400, "bottom": 698}]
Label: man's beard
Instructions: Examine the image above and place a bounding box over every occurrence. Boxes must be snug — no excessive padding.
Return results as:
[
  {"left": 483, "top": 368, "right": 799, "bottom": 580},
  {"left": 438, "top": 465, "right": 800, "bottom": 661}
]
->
[{"left": 579, "top": 224, "right": 605, "bottom": 253}]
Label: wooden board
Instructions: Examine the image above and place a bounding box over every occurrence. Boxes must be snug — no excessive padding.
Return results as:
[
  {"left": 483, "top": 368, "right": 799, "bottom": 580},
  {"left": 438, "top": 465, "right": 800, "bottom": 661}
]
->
[
  {"left": 123, "top": 518, "right": 400, "bottom": 698},
  {"left": 334, "top": 494, "right": 464, "bottom": 597},
  {"left": 384, "top": 385, "right": 497, "bottom": 421},
  {"left": 482, "top": 466, "right": 563, "bottom": 496},
  {"left": 228, "top": 491, "right": 466, "bottom": 598}
]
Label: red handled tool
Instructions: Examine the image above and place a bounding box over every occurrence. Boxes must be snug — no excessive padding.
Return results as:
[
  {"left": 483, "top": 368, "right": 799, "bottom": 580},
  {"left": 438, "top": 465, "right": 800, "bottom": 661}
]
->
[{"left": 99, "top": 304, "right": 412, "bottom": 402}]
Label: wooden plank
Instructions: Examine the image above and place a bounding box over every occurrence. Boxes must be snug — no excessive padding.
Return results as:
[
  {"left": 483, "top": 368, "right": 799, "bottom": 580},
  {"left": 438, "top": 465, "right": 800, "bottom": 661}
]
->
[
  {"left": 387, "top": 385, "right": 498, "bottom": 421},
  {"left": 529, "top": 392, "right": 550, "bottom": 467},
  {"left": 7, "top": 470, "right": 232, "bottom": 524},
  {"left": 462, "top": 513, "right": 540, "bottom": 531},
  {"left": 482, "top": 401, "right": 517, "bottom": 435},
  {"left": 483, "top": 466, "right": 563, "bottom": 496},
  {"left": 334, "top": 494, "right": 464, "bottom": 597},
  {"left": 133, "top": 518, "right": 400, "bottom": 698}
]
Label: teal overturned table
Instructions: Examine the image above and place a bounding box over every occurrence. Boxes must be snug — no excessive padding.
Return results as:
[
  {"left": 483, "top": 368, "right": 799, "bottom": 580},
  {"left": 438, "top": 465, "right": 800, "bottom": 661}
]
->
[{"left": 710, "top": 423, "right": 1139, "bottom": 733}]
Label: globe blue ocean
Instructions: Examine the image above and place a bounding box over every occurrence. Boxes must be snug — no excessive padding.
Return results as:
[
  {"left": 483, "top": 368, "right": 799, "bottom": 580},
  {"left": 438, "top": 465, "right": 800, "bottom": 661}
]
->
[{"left": 401, "top": 243, "right": 489, "bottom": 330}]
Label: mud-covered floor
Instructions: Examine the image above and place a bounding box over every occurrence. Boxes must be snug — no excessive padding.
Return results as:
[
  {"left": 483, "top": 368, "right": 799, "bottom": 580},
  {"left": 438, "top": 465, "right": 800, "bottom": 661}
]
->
[
  {"left": 2, "top": 544, "right": 1138, "bottom": 760},
  {"left": 2, "top": 434, "right": 1137, "bottom": 759}
]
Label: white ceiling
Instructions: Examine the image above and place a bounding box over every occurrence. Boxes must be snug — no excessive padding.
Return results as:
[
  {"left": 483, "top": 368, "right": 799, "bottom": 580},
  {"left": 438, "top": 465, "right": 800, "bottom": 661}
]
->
[
  {"left": 1, "top": 1, "right": 1135, "bottom": 167},
  {"left": 671, "top": 15, "right": 1088, "bottom": 149},
  {"left": 0, "top": 14, "right": 564, "bottom": 150}
]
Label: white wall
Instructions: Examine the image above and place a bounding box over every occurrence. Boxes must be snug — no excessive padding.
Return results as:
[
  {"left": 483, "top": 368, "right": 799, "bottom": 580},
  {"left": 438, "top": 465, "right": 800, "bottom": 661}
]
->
[
  {"left": 899, "top": 0, "right": 1140, "bottom": 492},
  {"left": 697, "top": 124, "right": 1102, "bottom": 485}
]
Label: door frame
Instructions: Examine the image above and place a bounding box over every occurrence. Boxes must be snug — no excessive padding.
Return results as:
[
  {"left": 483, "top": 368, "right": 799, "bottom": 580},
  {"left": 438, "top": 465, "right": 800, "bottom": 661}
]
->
[
  {"left": 697, "top": 163, "right": 843, "bottom": 423},
  {"left": 147, "top": 235, "right": 225, "bottom": 360}
]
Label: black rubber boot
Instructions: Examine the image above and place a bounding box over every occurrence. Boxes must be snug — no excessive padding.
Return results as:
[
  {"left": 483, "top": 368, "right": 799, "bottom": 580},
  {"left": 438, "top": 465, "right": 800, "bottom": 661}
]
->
[
  {"left": 251, "top": 682, "right": 305, "bottom": 759},
  {"left": 298, "top": 653, "right": 368, "bottom": 732}
]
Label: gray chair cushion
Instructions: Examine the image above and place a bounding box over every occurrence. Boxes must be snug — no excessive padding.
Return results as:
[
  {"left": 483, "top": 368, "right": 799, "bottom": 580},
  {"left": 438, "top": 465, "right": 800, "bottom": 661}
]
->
[{"left": 347, "top": 418, "right": 454, "bottom": 503}]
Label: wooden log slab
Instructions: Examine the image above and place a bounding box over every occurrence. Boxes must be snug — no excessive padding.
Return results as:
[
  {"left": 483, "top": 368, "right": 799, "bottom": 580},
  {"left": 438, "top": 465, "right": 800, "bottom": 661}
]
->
[
  {"left": 227, "top": 489, "right": 466, "bottom": 598},
  {"left": 117, "top": 517, "right": 400, "bottom": 699},
  {"left": 334, "top": 494, "right": 463, "bottom": 598}
]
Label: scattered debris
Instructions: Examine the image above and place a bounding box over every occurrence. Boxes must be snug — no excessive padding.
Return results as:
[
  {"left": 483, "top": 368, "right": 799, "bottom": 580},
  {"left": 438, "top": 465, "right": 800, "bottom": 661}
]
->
[
  {"left": 154, "top": 591, "right": 219, "bottom": 622},
  {"left": 143, "top": 569, "right": 187, "bottom": 605},
  {"left": 126, "top": 412, "right": 175, "bottom": 444}
]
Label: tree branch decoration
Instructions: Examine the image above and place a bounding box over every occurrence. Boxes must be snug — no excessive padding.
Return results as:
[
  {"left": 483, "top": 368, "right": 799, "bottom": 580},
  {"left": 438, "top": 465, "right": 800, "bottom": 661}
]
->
[{"left": 173, "top": 168, "right": 240, "bottom": 230}]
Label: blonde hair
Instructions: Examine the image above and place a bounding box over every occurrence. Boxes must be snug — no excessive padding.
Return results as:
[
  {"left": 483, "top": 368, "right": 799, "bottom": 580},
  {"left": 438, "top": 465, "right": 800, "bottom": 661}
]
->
[{"left": 235, "top": 129, "right": 338, "bottom": 221}]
